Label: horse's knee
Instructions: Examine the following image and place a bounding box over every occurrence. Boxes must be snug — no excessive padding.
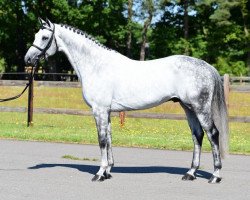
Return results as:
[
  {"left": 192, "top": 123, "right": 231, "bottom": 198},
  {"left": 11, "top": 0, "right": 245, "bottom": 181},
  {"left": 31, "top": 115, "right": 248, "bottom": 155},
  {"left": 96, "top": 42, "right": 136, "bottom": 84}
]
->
[{"left": 99, "top": 136, "right": 107, "bottom": 148}]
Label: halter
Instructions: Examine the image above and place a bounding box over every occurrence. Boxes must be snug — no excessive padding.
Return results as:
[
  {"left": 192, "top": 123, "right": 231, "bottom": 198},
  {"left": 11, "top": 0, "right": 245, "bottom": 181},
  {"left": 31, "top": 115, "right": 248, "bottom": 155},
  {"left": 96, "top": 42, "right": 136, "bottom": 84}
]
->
[
  {"left": 0, "top": 23, "right": 58, "bottom": 103},
  {"left": 32, "top": 23, "right": 58, "bottom": 60}
]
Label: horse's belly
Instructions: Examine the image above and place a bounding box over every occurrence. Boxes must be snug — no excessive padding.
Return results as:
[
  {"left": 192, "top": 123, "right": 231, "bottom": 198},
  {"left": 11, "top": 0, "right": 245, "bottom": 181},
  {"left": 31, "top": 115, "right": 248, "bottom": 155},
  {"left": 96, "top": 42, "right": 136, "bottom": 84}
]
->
[
  {"left": 110, "top": 99, "right": 169, "bottom": 112},
  {"left": 110, "top": 87, "right": 174, "bottom": 112}
]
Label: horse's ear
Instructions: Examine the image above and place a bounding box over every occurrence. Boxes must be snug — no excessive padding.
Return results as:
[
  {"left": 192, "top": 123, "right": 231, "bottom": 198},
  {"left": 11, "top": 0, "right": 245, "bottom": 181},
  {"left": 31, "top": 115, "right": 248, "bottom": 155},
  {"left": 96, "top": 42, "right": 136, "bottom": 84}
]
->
[
  {"left": 38, "top": 17, "right": 47, "bottom": 27},
  {"left": 45, "top": 18, "right": 53, "bottom": 28}
]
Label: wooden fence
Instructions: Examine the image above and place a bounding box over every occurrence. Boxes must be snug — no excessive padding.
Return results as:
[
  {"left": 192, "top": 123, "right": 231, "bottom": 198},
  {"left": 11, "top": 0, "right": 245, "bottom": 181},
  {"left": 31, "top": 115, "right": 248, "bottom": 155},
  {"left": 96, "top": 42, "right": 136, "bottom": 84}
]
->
[
  {"left": 1, "top": 75, "right": 250, "bottom": 91},
  {"left": 0, "top": 75, "right": 250, "bottom": 124},
  {"left": 1, "top": 106, "right": 249, "bottom": 123}
]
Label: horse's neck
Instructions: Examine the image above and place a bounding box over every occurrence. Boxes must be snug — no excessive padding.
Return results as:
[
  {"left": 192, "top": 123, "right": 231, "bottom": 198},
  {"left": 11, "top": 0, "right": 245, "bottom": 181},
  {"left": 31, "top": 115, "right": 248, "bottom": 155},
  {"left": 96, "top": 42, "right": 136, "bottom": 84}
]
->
[{"left": 55, "top": 24, "right": 117, "bottom": 80}]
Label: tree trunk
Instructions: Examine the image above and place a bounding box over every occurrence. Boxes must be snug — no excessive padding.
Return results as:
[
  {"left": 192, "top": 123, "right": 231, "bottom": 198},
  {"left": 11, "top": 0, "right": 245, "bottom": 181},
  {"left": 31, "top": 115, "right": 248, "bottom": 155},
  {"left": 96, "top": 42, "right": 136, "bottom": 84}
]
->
[
  {"left": 246, "top": 50, "right": 250, "bottom": 75},
  {"left": 15, "top": 1, "right": 26, "bottom": 75},
  {"left": 184, "top": 0, "right": 189, "bottom": 40},
  {"left": 183, "top": 0, "right": 189, "bottom": 55},
  {"left": 242, "top": 10, "right": 250, "bottom": 74},
  {"left": 127, "top": 0, "right": 133, "bottom": 59},
  {"left": 241, "top": 1, "right": 250, "bottom": 75},
  {"left": 139, "top": 0, "right": 154, "bottom": 61},
  {"left": 140, "top": 13, "right": 153, "bottom": 61},
  {"left": 48, "top": 58, "right": 58, "bottom": 81}
]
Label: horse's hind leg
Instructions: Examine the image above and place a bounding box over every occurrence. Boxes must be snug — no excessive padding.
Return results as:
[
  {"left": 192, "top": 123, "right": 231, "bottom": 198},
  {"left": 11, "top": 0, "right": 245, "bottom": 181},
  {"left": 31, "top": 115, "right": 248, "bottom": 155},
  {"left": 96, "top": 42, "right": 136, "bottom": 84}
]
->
[
  {"left": 181, "top": 103, "right": 204, "bottom": 181},
  {"left": 196, "top": 112, "right": 222, "bottom": 183}
]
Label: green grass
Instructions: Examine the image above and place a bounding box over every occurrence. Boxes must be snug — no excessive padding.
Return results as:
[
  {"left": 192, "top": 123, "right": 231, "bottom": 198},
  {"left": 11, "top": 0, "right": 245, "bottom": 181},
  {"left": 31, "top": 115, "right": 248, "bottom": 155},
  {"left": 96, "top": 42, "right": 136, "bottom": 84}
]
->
[
  {"left": 0, "top": 112, "right": 249, "bottom": 154},
  {"left": 62, "top": 155, "right": 98, "bottom": 162}
]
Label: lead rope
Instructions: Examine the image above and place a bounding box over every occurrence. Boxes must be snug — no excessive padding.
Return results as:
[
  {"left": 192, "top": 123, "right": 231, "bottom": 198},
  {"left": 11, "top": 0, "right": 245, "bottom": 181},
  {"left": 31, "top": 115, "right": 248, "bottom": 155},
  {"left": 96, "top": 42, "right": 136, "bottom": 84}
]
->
[
  {"left": 0, "top": 63, "right": 38, "bottom": 102},
  {"left": 0, "top": 23, "right": 56, "bottom": 103}
]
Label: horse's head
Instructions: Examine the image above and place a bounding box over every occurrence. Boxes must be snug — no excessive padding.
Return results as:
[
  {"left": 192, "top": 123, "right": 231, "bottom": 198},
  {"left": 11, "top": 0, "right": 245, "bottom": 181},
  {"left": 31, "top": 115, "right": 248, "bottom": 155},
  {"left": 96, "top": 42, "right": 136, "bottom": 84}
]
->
[{"left": 24, "top": 18, "right": 58, "bottom": 66}]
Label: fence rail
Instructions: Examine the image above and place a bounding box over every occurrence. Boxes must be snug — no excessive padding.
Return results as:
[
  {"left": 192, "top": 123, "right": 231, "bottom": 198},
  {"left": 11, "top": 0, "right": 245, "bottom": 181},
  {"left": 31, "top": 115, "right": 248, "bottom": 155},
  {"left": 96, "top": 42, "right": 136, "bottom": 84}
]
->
[
  {"left": 1, "top": 79, "right": 250, "bottom": 92},
  {"left": 1, "top": 72, "right": 250, "bottom": 82},
  {"left": 0, "top": 72, "right": 78, "bottom": 82},
  {"left": 1, "top": 106, "right": 249, "bottom": 123},
  {"left": 230, "top": 76, "right": 250, "bottom": 82}
]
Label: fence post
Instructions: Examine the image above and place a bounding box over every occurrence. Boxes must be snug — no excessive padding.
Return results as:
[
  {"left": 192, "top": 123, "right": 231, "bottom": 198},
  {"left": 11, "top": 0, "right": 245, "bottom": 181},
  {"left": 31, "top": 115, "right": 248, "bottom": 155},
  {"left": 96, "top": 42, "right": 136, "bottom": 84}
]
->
[
  {"left": 27, "top": 67, "right": 34, "bottom": 127},
  {"left": 119, "top": 111, "right": 125, "bottom": 127},
  {"left": 223, "top": 74, "right": 230, "bottom": 110}
]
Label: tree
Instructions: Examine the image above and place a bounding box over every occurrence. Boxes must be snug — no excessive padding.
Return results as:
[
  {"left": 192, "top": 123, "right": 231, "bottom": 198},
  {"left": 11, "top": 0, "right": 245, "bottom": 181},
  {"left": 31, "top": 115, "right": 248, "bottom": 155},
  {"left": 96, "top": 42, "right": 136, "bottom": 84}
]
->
[
  {"left": 0, "top": 0, "right": 28, "bottom": 73},
  {"left": 239, "top": 0, "right": 250, "bottom": 74},
  {"left": 202, "top": 0, "right": 248, "bottom": 75},
  {"left": 137, "top": 0, "right": 155, "bottom": 60},
  {"left": 0, "top": 0, "right": 249, "bottom": 76},
  {"left": 126, "top": 0, "right": 133, "bottom": 58}
]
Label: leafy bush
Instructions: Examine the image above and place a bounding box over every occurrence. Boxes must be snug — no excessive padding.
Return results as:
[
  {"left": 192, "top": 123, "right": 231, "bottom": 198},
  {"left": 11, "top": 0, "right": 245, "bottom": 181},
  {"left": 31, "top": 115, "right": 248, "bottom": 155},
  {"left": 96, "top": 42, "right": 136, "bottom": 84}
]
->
[
  {"left": 0, "top": 57, "right": 6, "bottom": 73},
  {"left": 215, "top": 57, "right": 248, "bottom": 76}
]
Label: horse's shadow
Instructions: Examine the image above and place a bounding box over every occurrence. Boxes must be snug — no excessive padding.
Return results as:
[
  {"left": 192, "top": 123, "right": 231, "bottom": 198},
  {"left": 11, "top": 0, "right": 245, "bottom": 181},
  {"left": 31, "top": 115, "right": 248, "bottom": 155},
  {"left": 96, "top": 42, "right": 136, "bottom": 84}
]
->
[{"left": 28, "top": 163, "right": 212, "bottom": 180}]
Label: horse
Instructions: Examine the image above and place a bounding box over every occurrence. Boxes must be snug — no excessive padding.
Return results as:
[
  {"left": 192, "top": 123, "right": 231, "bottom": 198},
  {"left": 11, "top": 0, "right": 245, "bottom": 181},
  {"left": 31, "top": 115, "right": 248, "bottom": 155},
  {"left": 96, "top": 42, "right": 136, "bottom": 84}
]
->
[{"left": 24, "top": 18, "right": 229, "bottom": 183}]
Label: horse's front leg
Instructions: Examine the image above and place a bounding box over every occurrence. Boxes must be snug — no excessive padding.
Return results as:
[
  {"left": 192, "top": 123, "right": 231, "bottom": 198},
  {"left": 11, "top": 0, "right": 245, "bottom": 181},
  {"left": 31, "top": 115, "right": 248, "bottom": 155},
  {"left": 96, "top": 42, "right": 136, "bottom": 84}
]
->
[
  {"left": 105, "top": 118, "right": 114, "bottom": 179},
  {"left": 92, "top": 107, "right": 111, "bottom": 182}
]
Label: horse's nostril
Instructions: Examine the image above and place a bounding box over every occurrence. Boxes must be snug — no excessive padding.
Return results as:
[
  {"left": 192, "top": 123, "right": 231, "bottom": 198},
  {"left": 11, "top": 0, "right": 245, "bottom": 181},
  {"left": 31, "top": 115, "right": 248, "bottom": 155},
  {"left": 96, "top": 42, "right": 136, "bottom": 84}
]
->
[{"left": 26, "top": 57, "right": 31, "bottom": 64}]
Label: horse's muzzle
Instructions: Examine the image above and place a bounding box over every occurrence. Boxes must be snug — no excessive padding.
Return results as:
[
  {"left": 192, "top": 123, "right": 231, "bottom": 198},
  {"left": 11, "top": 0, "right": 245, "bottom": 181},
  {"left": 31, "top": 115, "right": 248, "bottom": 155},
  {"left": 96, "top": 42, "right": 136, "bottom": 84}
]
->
[
  {"left": 24, "top": 56, "right": 39, "bottom": 67},
  {"left": 24, "top": 49, "right": 40, "bottom": 66},
  {"left": 25, "top": 56, "right": 32, "bottom": 65}
]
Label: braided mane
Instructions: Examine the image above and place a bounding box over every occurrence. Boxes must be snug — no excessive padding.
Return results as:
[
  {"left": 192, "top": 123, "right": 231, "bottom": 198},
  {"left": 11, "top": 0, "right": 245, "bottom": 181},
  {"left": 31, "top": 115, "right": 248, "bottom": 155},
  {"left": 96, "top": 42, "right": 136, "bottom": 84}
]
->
[{"left": 59, "top": 24, "right": 113, "bottom": 52}]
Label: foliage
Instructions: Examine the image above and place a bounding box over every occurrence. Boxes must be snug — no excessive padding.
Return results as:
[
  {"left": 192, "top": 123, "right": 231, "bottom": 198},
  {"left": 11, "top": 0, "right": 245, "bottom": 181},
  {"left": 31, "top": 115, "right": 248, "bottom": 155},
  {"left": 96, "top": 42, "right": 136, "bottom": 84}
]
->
[
  {"left": 0, "top": 57, "right": 6, "bottom": 73},
  {"left": 215, "top": 56, "right": 248, "bottom": 76},
  {"left": 0, "top": 0, "right": 250, "bottom": 75}
]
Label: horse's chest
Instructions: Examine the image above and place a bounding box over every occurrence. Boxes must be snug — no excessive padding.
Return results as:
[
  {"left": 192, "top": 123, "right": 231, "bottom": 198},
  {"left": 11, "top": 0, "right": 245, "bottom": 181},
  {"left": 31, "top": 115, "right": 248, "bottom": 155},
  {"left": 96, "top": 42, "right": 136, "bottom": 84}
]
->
[{"left": 81, "top": 80, "right": 113, "bottom": 108}]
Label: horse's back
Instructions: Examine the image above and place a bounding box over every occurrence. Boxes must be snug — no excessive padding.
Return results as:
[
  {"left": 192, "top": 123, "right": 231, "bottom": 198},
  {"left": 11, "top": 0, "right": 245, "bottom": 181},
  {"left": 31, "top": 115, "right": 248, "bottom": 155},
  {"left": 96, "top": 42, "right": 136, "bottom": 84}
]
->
[{"left": 120, "top": 54, "right": 219, "bottom": 94}]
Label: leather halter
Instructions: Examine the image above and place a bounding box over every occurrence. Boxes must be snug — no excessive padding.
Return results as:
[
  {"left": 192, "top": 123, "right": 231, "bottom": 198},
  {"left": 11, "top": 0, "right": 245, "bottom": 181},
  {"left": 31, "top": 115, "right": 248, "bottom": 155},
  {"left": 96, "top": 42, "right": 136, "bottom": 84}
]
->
[{"left": 32, "top": 24, "right": 58, "bottom": 59}]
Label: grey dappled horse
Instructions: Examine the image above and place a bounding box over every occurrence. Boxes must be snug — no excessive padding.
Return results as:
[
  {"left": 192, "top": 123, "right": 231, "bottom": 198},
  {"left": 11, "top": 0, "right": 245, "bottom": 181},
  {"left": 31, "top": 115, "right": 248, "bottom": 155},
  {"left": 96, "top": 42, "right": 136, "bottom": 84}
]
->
[{"left": 25, "top": 19, "right": 229, "bottom": 183}]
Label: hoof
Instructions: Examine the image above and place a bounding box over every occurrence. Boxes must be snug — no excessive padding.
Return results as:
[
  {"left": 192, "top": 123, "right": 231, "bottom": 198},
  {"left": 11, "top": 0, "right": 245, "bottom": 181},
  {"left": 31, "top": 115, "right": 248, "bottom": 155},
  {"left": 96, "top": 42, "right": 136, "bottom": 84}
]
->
[
  {"left": 91, "top": 174, "right": 105, "bottom": 182},
  {"left": 182, "top": 173, "right": 196, "bottom": 181},
  {"left": 104, "top": 171, "right": 112, "bottom": 179},
  {"left": 208, "top": 175, "right": 221, "bottom": 184}
]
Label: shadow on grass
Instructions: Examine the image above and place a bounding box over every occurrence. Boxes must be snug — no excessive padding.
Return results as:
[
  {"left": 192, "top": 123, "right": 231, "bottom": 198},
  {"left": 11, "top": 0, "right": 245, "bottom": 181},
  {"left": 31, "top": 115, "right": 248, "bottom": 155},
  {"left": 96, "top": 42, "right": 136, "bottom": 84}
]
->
[{"left": 28, "top": 163, "right": 212, "bottom": 180}]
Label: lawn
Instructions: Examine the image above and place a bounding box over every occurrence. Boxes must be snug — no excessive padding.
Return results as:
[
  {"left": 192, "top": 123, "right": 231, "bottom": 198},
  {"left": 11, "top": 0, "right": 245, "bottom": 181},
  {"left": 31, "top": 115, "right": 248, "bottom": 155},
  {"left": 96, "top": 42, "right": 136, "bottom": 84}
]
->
[{"left": 0, "top": 112, "right": 249, "bottom": 154}]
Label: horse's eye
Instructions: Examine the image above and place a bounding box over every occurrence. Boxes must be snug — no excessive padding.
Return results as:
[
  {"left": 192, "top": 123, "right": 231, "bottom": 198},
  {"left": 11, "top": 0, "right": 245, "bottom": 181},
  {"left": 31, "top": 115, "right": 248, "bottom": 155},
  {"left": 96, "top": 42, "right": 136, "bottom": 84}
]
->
[{"left": 42, "top": 36, "right": 49, "bottom": 41}]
